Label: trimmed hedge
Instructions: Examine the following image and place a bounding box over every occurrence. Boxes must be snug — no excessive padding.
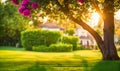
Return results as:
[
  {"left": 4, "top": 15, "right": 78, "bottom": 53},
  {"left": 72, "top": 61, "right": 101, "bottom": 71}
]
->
[
  {"left": 66, "top": 28, "right": 75, "bottom": 36},
  {"left": 62, "top": 36, "right": 79, "bottom": 50},
  {"left": 49, "top": 43, "right": 73, "bottom": 52},
  {"left": 32, "top": 44, "right": 73, "bottom": 52},
  {"left": 32, "top": 45, "right": 49, "bottom": 52},
  {"left": 21, "top": 30, "right": 61, "bottom": 50},
  {"left": 76, "top": 44, "right": 84, "bottom": 50}
]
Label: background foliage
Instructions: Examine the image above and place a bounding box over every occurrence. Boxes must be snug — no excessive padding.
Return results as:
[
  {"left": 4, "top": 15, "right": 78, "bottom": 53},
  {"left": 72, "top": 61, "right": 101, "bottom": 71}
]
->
[{"left": 0, "top": 2, "right": 30, "bottom": 46}]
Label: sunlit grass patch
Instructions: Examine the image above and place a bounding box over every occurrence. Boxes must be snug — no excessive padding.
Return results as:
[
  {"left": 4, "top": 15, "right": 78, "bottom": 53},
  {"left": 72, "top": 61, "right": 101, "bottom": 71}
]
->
[{"left": 0, "top": 46, "right": 120, "bottom": 71}]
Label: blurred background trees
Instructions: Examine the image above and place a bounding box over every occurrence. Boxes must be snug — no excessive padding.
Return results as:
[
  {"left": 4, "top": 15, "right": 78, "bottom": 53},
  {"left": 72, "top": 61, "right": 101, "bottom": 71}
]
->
[{"left": 0, "top": 2, "right": 29, "bottom": 46}]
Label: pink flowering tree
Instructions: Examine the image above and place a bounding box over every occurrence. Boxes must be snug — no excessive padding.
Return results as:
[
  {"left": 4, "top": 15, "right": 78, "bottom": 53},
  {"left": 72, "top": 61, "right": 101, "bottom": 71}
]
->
[
  {"left": 10, "top": 0, "right": 39, "bottom": 17},
  {"left": 10, "top": 0, "right": 120, "bottom": 60}
]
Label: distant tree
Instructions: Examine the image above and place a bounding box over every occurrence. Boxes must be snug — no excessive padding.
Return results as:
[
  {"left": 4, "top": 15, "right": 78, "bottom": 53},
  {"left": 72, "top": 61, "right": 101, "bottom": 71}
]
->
[{"left": 0, "top": 2, "right": 29, "bottom": 46}]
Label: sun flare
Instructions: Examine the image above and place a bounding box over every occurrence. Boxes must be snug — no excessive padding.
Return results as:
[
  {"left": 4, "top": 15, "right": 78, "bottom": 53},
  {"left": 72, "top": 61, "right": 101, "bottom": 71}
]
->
[
  {"left": 115, "top": 10, "right": 120, "bottom": 20},
  {"left": 90, "top": 12, "right": 100, "bottom": 27},
  {"left": 1, "top": 0, "right": 6, "bottom": 3},
  {"left": 91, "top": 12, "right": 100, "bottom": 25}
]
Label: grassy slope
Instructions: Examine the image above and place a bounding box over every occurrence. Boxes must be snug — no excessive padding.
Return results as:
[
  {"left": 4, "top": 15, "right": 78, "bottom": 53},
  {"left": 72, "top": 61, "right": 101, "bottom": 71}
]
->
[{"left": 0, "top": 46, "right": 120, "bottom": 71}]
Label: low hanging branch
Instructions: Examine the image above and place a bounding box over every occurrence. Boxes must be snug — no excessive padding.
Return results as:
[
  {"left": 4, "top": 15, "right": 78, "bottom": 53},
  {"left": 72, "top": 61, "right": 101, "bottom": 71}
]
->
[
  {"left": 55, "top": 0, "right": 105, "bottom": 55},
  {"left": 91, "top": 0, "right": 104, "bottom": 18}
]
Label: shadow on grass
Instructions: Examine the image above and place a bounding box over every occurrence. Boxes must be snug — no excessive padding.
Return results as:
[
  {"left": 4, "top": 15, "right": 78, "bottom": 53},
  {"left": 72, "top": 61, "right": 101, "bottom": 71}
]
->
[
  {"left": 90, "top": 60, "right": 120, "bottom": 71},
  {"left": 27, "top": 62, "right": 47, "bottom": 71},
  {"left": 1, "top": 59, "right": 120, "bottom": 71},
  {"left": 82, "top": 60, "right": 89, "bottom": 71},
  {"left": 26, "top": 60, "right": 90, "bottom": 71},
  {"left": 73, "top": 54, "right": 120, "bottom": 71},
  {"left": 80, "top": 60, "right": 120, "bottom": 71}
]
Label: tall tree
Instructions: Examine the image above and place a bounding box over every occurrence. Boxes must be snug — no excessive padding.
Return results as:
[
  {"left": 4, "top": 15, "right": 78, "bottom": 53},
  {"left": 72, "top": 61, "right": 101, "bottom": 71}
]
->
[
  {"left": 102, "top": 0, "right": 118, "bottom": 60},
  {"left": 0, "top": 2, "right": 30, "bottom": 46},
  {"left": 10, "top": 0, "right": 120, "bottom": 60}
]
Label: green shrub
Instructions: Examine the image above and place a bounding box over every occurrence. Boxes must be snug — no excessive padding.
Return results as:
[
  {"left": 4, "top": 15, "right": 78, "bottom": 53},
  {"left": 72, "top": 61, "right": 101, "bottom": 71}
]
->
[
  {"left": 66, "top": 28, "right": 75, "bottom": 36},
  {"left": 75, "top": 44, "right": 84, "bottom": 50},
  {"left": 21, "top": 30, "right": 40, "bottom": 50},
  {"left": 42, "top": 30, "right": 61, "bottom": 46},
  {"left": 32, "top": 44, "right": 73, "bottom": 52},
  {"left": 49, "top": 43, "right": 73, "bottom": 52},
  {"left": 21, "top": 29, "right": 61, "bottom": 50},
  {"left": 32, "top": 45, "right": 49, "bottom": 52},
  {"left": 62, "top": 36, "right": 79, "bottom": 50}
]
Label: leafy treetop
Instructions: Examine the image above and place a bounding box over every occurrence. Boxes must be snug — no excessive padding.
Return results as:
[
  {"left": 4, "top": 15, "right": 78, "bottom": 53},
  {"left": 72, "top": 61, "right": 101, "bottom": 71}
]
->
[{"left": 10, "top": 0, "right": 85, "bottom": 17}]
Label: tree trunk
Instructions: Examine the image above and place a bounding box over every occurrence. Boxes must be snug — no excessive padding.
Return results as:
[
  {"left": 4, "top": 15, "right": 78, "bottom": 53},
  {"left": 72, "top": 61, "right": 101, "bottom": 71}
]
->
[{"left": 103, "top": 0, "right": 119, "bottom": 60}]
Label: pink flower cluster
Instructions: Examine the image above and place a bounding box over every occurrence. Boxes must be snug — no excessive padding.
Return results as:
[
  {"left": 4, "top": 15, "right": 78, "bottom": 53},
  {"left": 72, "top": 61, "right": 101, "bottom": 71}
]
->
[
  {"left": 10, "top": 0, "right": 19, "bottom": 6},
  {"left": 77, "top": 0, "right": 84, "bottom": 4},
  {"left": 32, "top": 2, "right": 39, "bottom": 9},
  {"left": 11, "top": 0, "right": 39, "bottom": 17},
  {"left": 11, "top": 0, "right": 84, "bottom": 17},
  {"left": 18, "top": 0, "right": 31, "bottom": 17}
]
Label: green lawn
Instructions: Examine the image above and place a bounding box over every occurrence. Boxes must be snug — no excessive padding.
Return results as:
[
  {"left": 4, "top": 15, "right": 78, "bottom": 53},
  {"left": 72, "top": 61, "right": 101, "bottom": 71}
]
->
[{"left": 0, "top": 46, "right": 120, "bottom": 71}]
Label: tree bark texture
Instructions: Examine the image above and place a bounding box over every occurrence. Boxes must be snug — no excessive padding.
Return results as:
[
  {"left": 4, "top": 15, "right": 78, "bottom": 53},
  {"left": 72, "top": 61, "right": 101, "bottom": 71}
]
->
[{"left": 103, "top": 0, "right": 119, "bottom": 60}]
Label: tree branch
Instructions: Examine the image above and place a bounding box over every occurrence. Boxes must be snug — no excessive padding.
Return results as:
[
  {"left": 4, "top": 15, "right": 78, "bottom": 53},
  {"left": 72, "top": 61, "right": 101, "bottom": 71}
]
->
[
  {"left": 55, "top": 0, "right": 105, "bottom": 53},
  {"left": 91, "top": 0, "right": 104, "bottom": 19}
]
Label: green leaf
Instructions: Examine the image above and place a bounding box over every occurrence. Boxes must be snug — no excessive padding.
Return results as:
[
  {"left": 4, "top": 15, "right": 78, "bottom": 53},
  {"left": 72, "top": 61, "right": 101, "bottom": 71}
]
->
[{"left": 52, "top": 0, "right": 57, "bottom": 6}]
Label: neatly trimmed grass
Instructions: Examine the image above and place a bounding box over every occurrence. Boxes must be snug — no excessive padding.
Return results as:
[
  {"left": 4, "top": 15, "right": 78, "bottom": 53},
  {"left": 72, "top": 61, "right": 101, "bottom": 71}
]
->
[{"left": 0, "top": 46, "right": 120, "bottom": 71}]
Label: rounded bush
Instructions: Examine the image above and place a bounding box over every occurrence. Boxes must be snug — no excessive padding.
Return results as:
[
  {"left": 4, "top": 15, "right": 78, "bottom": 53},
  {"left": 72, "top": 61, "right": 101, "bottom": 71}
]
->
[
  {"left": 62, "top": 36, "right": 79, "bottom": 50},
  {"left": 76, "top": 44, "right": 84, "bottom": 50},
  {"left": 66, "top": 28, "right": 75, "bottom": 36}
]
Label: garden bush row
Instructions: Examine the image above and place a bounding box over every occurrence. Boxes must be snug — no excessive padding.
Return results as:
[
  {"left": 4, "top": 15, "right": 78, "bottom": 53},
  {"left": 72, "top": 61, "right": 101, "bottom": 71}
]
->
[
  {"left": 32, "top": 43, "right": 83, "bottom": 52},
  {"left": 33, "top": 43, "right": 73, "bottom": 52},
  {"left": 21, "top": 29, "right": 83, "bottom": 52},
  {"left": 21, "top": 29, "right": 61, "bottom": 50}
]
